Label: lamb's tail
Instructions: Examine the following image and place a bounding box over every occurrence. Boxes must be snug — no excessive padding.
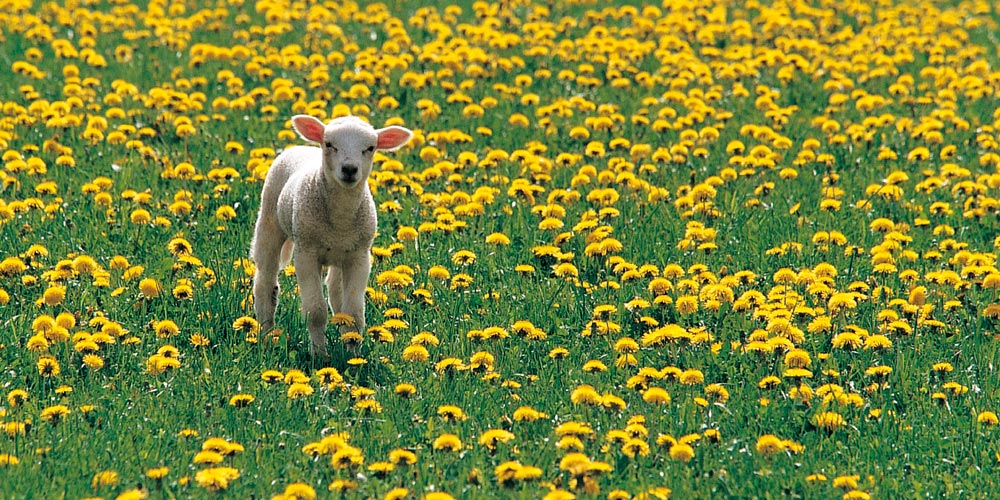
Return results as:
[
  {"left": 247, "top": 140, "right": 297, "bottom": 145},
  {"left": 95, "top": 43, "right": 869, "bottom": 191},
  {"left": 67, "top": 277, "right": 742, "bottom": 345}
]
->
[{"left": 279, "top": 240, "right": 294, "bottom": 268}]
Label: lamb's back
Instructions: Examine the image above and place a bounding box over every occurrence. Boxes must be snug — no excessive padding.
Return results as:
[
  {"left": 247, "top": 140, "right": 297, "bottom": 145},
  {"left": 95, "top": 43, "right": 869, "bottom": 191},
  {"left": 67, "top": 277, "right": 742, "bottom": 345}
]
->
[{"left": 263, "top": 146, "right": 320, "bottom": 200}]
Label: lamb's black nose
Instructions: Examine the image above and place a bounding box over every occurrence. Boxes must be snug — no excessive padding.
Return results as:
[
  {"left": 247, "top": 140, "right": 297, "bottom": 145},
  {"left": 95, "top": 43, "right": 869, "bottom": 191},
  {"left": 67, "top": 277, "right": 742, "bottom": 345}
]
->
[{"left": 342, "top": 165, "right": 358, "bottom": 177}]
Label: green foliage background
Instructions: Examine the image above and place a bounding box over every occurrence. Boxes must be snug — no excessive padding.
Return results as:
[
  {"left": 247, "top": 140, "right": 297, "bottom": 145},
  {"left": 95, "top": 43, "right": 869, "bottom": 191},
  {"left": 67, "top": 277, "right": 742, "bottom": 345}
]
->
[{"left": 2, "top": 0, "right": 1000, "bottom": 498}]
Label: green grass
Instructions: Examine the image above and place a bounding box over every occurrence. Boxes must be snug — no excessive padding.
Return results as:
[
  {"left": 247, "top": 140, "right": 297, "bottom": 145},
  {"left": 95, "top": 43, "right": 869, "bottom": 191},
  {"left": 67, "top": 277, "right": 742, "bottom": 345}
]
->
[{"left": 3, "top": 0, "right": 1000, "bottom": 498}]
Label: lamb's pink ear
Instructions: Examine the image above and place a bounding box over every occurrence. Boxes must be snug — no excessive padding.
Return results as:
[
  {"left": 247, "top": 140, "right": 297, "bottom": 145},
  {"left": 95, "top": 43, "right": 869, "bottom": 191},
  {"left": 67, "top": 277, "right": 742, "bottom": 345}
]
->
[
  {"left": 291, "top": 115, "right": 326, "bottom": 143},
  {"left": 376, "top": 126, "right": 413, "bottom": 151}
]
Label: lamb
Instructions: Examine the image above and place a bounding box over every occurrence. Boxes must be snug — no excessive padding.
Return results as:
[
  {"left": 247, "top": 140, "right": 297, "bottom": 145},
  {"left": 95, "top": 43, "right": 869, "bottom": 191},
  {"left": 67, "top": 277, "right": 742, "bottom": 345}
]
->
[{"left": 250, "top": 114, "right": 413, "bottom": 358}]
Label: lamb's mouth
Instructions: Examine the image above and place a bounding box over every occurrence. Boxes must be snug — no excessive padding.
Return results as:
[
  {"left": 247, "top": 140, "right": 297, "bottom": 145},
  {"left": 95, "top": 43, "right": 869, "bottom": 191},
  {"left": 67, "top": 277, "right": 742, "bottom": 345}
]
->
[{"left": 337, "top": 176, "right": 369, "bottom": 190}]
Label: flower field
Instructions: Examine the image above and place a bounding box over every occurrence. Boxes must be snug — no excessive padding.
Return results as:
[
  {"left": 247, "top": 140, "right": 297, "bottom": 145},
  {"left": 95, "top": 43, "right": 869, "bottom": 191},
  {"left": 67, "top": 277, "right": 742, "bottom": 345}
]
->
[{"left": 4, "top": 0, "right": 1000, "bottom": 497}]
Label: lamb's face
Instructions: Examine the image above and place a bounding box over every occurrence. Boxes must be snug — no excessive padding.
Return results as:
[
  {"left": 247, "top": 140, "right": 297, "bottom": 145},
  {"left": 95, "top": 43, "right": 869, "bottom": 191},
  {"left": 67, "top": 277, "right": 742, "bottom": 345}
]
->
[
  {"left": 321, "top": 118, "right": 379, "bottom": 188},
  {"left": 291, "top": 114, "right": 413, "bottom": 189}
]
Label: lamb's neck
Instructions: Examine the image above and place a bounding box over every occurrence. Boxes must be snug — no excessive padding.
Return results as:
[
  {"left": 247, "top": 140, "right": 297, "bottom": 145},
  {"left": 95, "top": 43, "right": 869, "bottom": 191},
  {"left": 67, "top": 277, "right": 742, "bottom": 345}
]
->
[{"left": 319, "top": 172, "right": 368, "bottom": 214}]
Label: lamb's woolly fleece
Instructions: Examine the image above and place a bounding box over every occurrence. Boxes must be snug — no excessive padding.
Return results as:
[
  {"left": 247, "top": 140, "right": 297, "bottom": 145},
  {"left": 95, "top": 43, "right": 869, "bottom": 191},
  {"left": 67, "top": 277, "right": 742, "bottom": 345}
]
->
[{"left": 251, "top": 115, "right": 412, "bottom": 358}]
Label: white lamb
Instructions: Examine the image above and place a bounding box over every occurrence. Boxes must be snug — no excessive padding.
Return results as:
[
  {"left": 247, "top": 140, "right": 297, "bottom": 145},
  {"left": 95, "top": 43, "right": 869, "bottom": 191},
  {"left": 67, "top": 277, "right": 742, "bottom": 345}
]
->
[{"left": 251, "top": 114, "right": 413, "bottom": 358}]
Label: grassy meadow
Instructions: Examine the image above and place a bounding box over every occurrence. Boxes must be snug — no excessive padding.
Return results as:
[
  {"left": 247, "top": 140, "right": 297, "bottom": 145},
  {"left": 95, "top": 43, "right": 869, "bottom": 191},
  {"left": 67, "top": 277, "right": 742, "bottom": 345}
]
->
[{"left": 3, "top": 0, "right": 1000, "bottom": 498}]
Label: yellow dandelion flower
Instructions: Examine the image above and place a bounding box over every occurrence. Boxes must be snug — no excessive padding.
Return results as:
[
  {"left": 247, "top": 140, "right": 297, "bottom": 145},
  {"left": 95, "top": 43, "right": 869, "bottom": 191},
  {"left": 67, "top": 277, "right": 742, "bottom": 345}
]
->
[
  {"left": 973, "top": 410, "right": 1000, "bottom": 426},
  {"left": 755, "top": 434, "right": 785, "bottom": 457},
  {"left": 437, "top": 405, "right": 467, "bottom": 421},
  {"left": 679, "top": 369, "right": 704, "bottom": 385},
  {"left": 388, "top": 448, "right": 417, "bottom": 465},
  {"left": 153, "top": 319, "right": 179, "bottom": 338},
  {"left": 37, "top": 356, "right": 60, "bottom": 377},
  {"left": 92, "top": 470, "right": 120, "bottom": 489},
  {"left": 194, "top": 467, "right": 240, "bottom": 491},
  {"left": 478, "top": 429, "right": 516, "bottom": 451},
  {"left": 287, "top": 383, "right": 314, "bottom": 399},
  {"left": 193, "top": 450, "right": 225, "bottom": 465},
  {"left": 571, "top": 384, "right": 601, "bottom": 405},
  {"left": 553, "top": 262, "right": 578, "bottom": 278},
  {"left": 668, "top": 443, "right": 694, "bottom": 462},
  {"left": 189, "top": 333, "right": 210, "bottom": 347},
  {"left": 832, "top": 475, "right": 860, "bottom": 489},
  {"left": 401, "top": 344, "right": 430, "bottom": 362},
  {"left": 432, "top": 433, "right": 463, "bottom": 452},
  {"left": 812, "top": 411, "right": 847, "bottom": 432},
  {"left": 139, "top": 278, "right": 161, "bottom": 298},
  {"left": 260, "top": 369, "right": 283, "bottom": 384},
  {"left": 394, "top": 383, "right": 416, "bottom": 397},
  {"left": 451, "top": 250, "right": 477, "bottom": 265},
  {"left": 7, "top": 389, "right": 28, "bottom": 406},
  {"left": 232, "top": 316, "right": 259, "bottom": 335},
  {"left": 228, "top": 394, "right": 255, "bottom": 407},
  {"left": 145, "top": 467, "right": 169, "bottom": 480},
  {"left": 643, "top": 387, "right": 671, "bottom": 405},
  {"left": 41, "top": 285, "right": 66, "bottom": 306},
  {"left": 82, "top": 354, "right": 104, "bottom": 370},
  {"left": 39, "top": 404, "right": 70, "bottom": 424}
]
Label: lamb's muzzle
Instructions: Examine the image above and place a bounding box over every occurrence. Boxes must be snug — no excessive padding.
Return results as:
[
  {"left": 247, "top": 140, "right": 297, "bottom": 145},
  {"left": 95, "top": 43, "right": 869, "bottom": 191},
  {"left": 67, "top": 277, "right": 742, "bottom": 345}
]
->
[{"left": 250, "top": 114, "right": 413, "bottom": 358}]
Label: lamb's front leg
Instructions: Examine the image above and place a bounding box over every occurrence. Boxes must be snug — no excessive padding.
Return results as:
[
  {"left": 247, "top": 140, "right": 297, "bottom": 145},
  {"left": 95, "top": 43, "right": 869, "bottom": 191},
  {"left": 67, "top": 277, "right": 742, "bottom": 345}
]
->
[
  {"left": 294, "top": 253, "right": 330, "bottom": 359},
  {"left": 340, "top": 251, "right": 372, "bottom": 337},
  {"left": 325, "top": 266, "right": 344, "bottom": 317}
]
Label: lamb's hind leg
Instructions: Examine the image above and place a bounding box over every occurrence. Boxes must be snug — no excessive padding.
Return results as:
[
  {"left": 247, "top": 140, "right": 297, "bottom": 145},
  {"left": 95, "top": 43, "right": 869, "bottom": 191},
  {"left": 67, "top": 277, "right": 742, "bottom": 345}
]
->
[
  {"left": 294, "top": 251, "right": 330, "bottom": 359},
  {"left": 327, "top": 266, "right": 363, "bottom": 352},
  {"left": 251, "top": 225, "right": 287, "bottom": 334}
]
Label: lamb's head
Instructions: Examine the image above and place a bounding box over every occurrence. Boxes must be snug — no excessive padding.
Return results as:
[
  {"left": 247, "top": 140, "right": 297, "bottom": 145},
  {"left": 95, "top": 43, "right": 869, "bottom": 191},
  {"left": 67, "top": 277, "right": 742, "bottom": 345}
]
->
[{"left": 291, "top": 114, "right": 413, "bottom": 188}]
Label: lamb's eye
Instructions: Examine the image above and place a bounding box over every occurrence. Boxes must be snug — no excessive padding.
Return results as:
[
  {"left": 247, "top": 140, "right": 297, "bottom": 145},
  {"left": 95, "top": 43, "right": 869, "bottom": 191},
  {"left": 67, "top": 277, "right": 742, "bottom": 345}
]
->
[
  {"left": 325, "top": 142, "right": 336, "bottom": 151},
  {"left": 364, "top": 146, "right": 375, "bottom": 154}
]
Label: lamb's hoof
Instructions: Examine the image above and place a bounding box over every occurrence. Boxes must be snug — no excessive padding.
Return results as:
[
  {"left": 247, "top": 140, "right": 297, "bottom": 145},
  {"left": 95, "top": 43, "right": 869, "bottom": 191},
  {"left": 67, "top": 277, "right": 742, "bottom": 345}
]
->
[
  {"left": 310, "top": 345, "right": 331, "bottom": 361},
  {"left": 259, "top": 319, "right": 275, "bottom": 333},
  {"left": 264, "top": 328, "right": 283, "bottom": 344},
  {"left": 344, "top": 342, "right": 360, "bottom": 357}
]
